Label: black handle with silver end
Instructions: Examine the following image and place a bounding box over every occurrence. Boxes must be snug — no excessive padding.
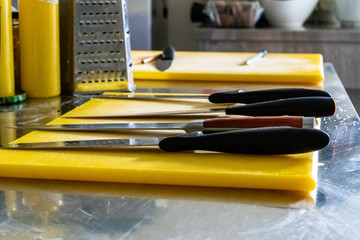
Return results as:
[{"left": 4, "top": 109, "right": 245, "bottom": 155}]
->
[
  {"left": 160, "top": 127, "right": 330, "bottom": 154},
  {"left": 209, "top": 88, "right": 332, "bottom": 104},
  {"left": 1, "top": 127, "right": 330, "bottom": 155},
  {"left": 155, "top": 46, "right": 175, "bottom": 72}
]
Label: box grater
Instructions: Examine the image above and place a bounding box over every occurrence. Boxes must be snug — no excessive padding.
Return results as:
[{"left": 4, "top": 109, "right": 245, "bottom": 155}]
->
[{"left": 60, "top": 0, "right": 135, "bottom": 94}]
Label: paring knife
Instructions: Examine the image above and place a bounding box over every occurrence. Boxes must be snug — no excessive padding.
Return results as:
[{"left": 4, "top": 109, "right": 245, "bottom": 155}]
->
[
  {"left": 155, "top": 46, "right": 175, "bottom": 72},
  {"left": 67, "top": 97, "right": 336, "bottom": 118},
  {"left": 11, "top": 116, "right": 316, "bottom": 133},
  {"left": 0, "top": 127, "right": 330, "bottom": 155},
  {"left": 244, "top": 50, "right": 267, "bottom": 65},
  {"left": 95, "top": 88, "right": 332, "bottom": 104}
]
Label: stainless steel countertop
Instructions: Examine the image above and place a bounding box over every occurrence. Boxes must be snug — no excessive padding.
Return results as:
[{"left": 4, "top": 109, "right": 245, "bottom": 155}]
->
[{"left": 0, "top": 63, "right": 359, "bottom": 239}]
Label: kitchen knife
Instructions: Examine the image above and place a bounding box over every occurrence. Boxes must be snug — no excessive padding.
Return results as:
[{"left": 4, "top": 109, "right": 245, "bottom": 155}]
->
[
  {"left": 0, "top": 127, "right": 330, "bottom": 154},
  {"left": 154, "top": 46, "right": 175, "bottom": 72},
  {"left": 66, "top": 97, "right": 336, "bottom": 118},
  {"left": 94, "top": 88, "right": 331, "bottom": 104},
  {"left": 244, "top": 50, "right": 267, "bottom": 65},
  {"left": 11, "top": 116, "right": 316, "bottom": 133}
]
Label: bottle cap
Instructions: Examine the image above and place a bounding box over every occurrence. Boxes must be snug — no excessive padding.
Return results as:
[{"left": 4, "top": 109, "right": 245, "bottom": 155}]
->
[{"left": 0, "top": 91, "right": 26, "bottom": 105}]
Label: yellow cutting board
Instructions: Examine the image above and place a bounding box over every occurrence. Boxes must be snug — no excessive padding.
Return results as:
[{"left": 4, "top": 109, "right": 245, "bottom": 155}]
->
[
  {"left": 0, "top": 98, "right": 318, "bottom": 191},
  {"left": 132, "top": 51, "right": 324, "bottom": 85}
]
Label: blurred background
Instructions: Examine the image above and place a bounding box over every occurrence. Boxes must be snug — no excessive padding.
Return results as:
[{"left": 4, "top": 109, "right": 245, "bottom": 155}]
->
[{"left": 11, "top": 0, "right": 360, "bottom": 113}]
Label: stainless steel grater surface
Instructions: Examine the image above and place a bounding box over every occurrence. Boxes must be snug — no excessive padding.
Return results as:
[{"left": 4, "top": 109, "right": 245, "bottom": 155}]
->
[{"left": 60, "top": 0, "right": 135, "bottom": 94}]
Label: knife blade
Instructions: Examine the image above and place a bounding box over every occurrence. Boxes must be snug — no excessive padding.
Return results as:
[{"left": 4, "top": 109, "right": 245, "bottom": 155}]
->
[
  {"left": 11, "top": 116, "right": 316, "bottom": 133},
  {"left": 155, "top": 46, "right": 175, "bottom": 72},
  {"left": 0, "top": 127, "right": 330, "bottom": 154},
  {"left": 65, "top": 97, "right": 336, "bottom": 118},
  {"left": 94, "top": 88, "right": 331, "bottom": 104}
]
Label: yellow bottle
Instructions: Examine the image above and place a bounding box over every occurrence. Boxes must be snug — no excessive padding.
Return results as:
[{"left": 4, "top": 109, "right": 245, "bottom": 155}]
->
[
  {"left": 0, "top": 0, "right": 15, "bottom": 98},
  {"left": 19, "top": 0, "right": 60, "bottom": 98}
]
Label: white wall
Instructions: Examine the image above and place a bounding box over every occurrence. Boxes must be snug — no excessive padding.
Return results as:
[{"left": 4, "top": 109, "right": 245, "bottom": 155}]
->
[
  {"left": 152, "top": 0, "right": 200, "bottom": 51},
  {"left": 167, "top": 0, "right": 200, "bottom": 51},
  {"left": 128, "top": 0, "right": 152, "bottom": 50}
]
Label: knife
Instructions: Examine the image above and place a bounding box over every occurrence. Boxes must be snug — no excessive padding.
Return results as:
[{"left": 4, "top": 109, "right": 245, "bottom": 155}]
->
[
  {"left": 154, "top": 46, "right": 175, "bottom": 72},
  {"left": 244, "top": 50, "right": 267, "bottom": 65},
  {"left": 94, "top": 88, "right": 331, "bottom": 104},
  {"left": 66, "top": 97, "right": 336, "bottom": 118},
  {"left": 0, "top": 127, "right": 330, "bottom": 154},
  {"left": 11, "top": 116, "right": 316, "bottom": 133}
]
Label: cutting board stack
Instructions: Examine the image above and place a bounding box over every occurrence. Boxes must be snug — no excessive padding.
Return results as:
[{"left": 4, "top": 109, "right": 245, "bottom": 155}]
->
[{"left": 0, "top": 51, "right": 330, "bottom": 206}]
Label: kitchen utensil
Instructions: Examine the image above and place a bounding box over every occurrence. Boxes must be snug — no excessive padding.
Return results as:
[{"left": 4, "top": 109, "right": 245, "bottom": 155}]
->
[
  {"left": 244, "top": 50, "right": 267, "bottom": 65},
  {"left": 94, "top": 88, "right": 332, "bottom": 104},
  {"left": 208, "top": 88, "right": 331, "bottom": 103},
  {"left": 59, "top": 0, "right": 134, "bottom": 94},
  {"left": 154, "top": 46, "right": 175, "bottom": 72},
  {"left": 1, "top": 127, "right": 330, "bottom": 154},
  {"left": 11, "top": 116, "right": 316, "bottom": 133},
  {"left": 66, "top": 97, "right": 336, "bottom": 118}
]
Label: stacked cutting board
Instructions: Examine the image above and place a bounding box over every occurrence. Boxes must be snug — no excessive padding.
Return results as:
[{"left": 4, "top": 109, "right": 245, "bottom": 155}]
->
[{"left": 0, "top": 51, "right": 328, "bottom": 193}]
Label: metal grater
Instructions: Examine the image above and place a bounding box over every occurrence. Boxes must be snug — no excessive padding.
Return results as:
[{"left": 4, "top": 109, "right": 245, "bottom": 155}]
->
[{"left": 60, "top": 0, "right": 135, "bottom": 94}]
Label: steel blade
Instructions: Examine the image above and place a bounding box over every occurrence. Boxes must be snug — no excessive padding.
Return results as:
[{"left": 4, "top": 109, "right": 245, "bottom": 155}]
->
[
  {"left": 93, "top": 94, "right": 209, "bottom": 99},
  {"left": 64, "top": 108, "right": 226, "bottom": 118},
  {"left": 12, "top": 123, "right": 188, "bottom": 131},
  {"left": 0, "top": 137, "right": 162, "bottom": 149}
]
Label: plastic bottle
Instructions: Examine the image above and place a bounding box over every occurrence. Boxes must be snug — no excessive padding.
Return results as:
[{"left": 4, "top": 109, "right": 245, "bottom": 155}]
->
[
  {"left": 0, "top": 0, "right": 15, "bottom": 98},
  {"left": 19, "top": 0, "right": 61, "bottom": 98}
]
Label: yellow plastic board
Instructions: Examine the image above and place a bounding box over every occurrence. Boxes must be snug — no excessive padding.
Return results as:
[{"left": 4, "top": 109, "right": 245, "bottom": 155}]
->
[
  {"left": 132, "top": 51, "right": 324, "bottom": 85},
  {"left": 0, "top": 98, "right": 318, "bottom": 191}
]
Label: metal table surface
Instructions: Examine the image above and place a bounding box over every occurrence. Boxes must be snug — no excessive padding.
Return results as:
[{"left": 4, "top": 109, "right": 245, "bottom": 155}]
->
[{"left": 0, "top": 63, "right": 359, "bottom": 239}]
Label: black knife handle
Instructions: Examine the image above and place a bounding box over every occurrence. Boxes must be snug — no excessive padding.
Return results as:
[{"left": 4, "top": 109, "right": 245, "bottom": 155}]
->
[
  {"left": 162, "top": 46, "right": 175, "bottom": 60},
  {"left": 209, "top": 88, "right": 331, "bottom": 104},
  {"left": 225, "top": 97, "right": 336, "bottom": 117},
  {"left": 159, "top": 127, "right": 330, "bottom": 154}
]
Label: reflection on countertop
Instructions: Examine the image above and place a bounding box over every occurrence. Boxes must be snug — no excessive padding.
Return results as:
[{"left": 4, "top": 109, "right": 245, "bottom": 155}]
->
[{"left": 0, "top": 63, "right": 359, "bottom": 239}]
